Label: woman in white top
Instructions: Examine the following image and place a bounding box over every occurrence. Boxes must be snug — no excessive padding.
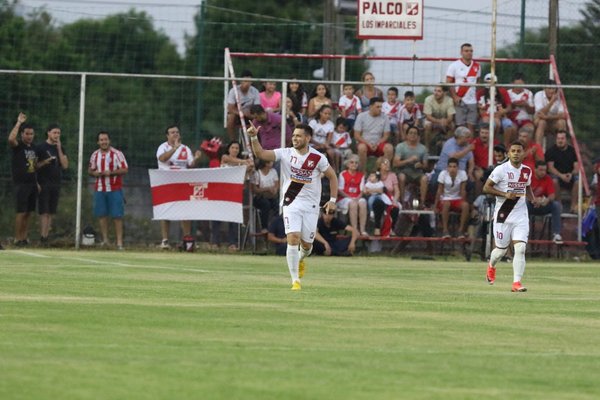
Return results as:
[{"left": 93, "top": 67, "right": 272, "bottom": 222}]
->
[
  {"left": 434, "top": 157, "right": 470, "bottom": 238},
  {"left": 252, "top": 159, "right": 279, "bottom": 233}
]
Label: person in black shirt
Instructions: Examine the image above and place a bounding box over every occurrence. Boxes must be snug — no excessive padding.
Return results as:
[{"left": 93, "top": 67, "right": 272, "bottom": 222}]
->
[
  {"left": 267, "top": 216, "right": 287, "bottom": 256},
  {"left": 545, "top": 130, "right": 579, "bottom": 212},
  {"left": 313, "top": 210, "right": 359, "bottom": 256},
  {"left": 36, "top": 124, "right": 69, "bottom": 243},
  {"left": 8, "top": 113, "right": 38, "bottom": 246}
]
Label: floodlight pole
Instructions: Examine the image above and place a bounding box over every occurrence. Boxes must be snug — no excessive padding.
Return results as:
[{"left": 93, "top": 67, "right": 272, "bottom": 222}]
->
[
  {"left": 75, "top": 73, "right": 87, "bottom": 250},
  {"left": 488, "top": 0, "right": 498, "bottom": 167}
]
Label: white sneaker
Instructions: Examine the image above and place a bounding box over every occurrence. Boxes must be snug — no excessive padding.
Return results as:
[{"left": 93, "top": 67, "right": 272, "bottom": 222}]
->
[{"left": 553, "top": 234, "right": 564, "bottom": 244}]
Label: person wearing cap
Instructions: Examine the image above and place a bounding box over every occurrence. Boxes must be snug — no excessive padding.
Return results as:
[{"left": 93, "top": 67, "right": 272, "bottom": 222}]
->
[
  {"left": 226, "top": 70, "right": 261, "bottom": 140},
  {"left": 533, "top": 79, "right": 566, "bottom": 145},
  {"left": 446, "top": 43, "right": 481, "bottom": 134},
  {"left": 353, "top": 96, "right": 394, "bottom": 172},
  {"left": 476, "top": 73, "right": 516, "bottom": 148}
]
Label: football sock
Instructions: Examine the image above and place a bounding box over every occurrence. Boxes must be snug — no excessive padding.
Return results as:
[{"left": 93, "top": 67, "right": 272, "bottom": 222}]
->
[
  {"left": 513, "top": 242, "right": 527, "bottom": 282},
  {"left": 286, "top": 244, "right": 300, "bottom": 282},
  {"left": 299, "top": 244, "right": 312, "bottom": 260},
  {"left": 489, "top": 247, "right": 508, "bottom": 268}
]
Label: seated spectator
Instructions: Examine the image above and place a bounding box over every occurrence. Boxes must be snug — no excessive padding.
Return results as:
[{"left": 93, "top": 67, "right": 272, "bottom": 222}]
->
[
  {"left": 434, "top": 158, "right": 470, "bottom": 238},
  {"left": 313, "top": 209, "right": 359, "bottom": 256},
  {"left": 545, "top": 130, "right": 579, "bottom": 212},
  {"left": 382, "top": 87, "right": 402, "bottom": 138},
  {"left": 331, "top": 117, "right": 353, "bottom": 172},
  {"left": 307, "top": 83, "right": 332, "bottom": 117},
  {"left": 259, "top": 81, "right": 281, "bottom": 113},
  {"left": 250, "top": 104, "right": 292, "bottom": 150},
  {"left": 518, "top": 125, "right": 544, "bottom": 171},
  {"left": 221, "top": 140, "right": 254, "bottom": 172},
  {"left": 337, "top": 83, "right": 362, "bottom": 130},
  {"left": 226, "top": 70, "right": 261, "bottom": 140},
  {"left": 364, "top": 170, "right": 388, "bottom": 220},
  {"left": 528, "top": 161, "right": 563, "bottom": 244},
  {"left": 423, "top": 85, "right": 455, "bottom": 154},
  {"left": 476, "top": 73, "right": 516, "bottom": 147},
  {"left": 337, "top": 155, "right": 367, "bottom": 236},
  {"left": 287, "top": 80, "right": 308, "bottom": 117},
  {"left": 354, "top": 97, "right": 394, "bottom": 171},
  {"left": 393, "top": 126, "right": 428, "bottom": 208},
  {"left": 397, "top": 91, "right": 423, "bottom": 142},
  {"left": 355, "top": 71, "right": 384, "bottom": 110},
  {"left": 533, "top": 79, "right": 566, "bottom": 145},
  {"left": 308, "top": 105, "right": 336, "bottom": 168},
  {"left": 283, "top": 96, "right": 304, "bottom": 128},
  {"left": 430, "top": 126, "right": 474, "bottom": 194},
  {"left": 267, "top": 215, "right": 287, "bottom": 256},
  {"left": 251, "top": 159, "right": 279, "bottom": 233},
  {"left": 371, "top": 157, "right": 400, "bottom": 237},
  {"left": 481, "top": 143, "right": 507, "bottom": 184},
  {"left": 507, "top": 72, "right": 535, "bottom": 135},
  {"left": 471, "top": 122, "right": 500, "bottom": 195}
]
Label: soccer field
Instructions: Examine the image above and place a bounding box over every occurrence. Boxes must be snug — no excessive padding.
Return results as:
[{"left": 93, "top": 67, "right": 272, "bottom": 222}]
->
[{"left": 1, "top": 250, "right": 599, "bottom": 399}]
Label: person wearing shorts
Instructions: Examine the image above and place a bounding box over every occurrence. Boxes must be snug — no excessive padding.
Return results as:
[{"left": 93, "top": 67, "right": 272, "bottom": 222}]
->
[
  {"left": 88, "top": 131, "right": 128, "bottom": 249},
  {"left": 434, "top": 158, "right": 470, "bottom": 238},
  {"left": 353, "top": 97, "right": 393, "bottom": 172},
  {"left": 8, "top": 112, "right": 38, "bottom": 246},
  {"left": 446, "top": 43, "right": 481, "bottom": 134},
  {"left": 483, "top": 140, "right": 534, "bottom": 292},
  {"left": 247, "top": 122, "right": 339, "bottom": 291}
]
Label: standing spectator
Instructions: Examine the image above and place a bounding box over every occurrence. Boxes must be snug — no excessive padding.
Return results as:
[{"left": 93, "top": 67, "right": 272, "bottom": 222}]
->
[
  {"left": 313, "top": 210, "right": 359, "bottom": 256},
  {"left": 337, "top": 84, "right": 362, "bottom": 130},
  {"left": 372, "top": 157, "right": 400, "bottom": 237},
  {"left": 434, "top": 158, "right": 470, "bottom": 238},
  {"left": 545, "top": 130, "right": 579, "bottom": 212},
  {"left": 507, "top": 72, "right": 535, "bottom": 132},
  {"left": 307, "top": 83, "right": 332, "bottom": 117},
  {"left": 382, "top": 87, "right": 402, "bottom": 138},
  {"left": 250, "top": 104, "right": 292, "bottom": 150},
  {"left": 354, "top": 97, "right": 394, "bottom": 171},
  {"left": 528, "top": 161, "right": 563, "bottom": 244},
  {"left": 226, "top": 70, "right": 261, "bottom": 140},
  {"left": 394, "top": 126, "right": 429, "bottom": 208},
  {"left": 259, "top": 81, "right": 281, "bottom": 113},
  {"left": 36, "top": 124, "right": 68, "bottom": 245},
  {"left": 533, "top": 80, "right": 566, "bottom": 145},
  {"left": 423, "top": 85, "right": 456, "bottom": 153},
  {"left": 518, "top": 125, "right": 544, "bottom": 171},
  {"left": 337, "top": 155, "right": 367, "bottom": 236},
  {"left": 446, "top": 43, "right": 481, "bottom": 133},
  {"left": 88, "top": 131, "right": 128, "bottom": 249},
  {"left": 476, "top": 73, "right": 516, "bottom": 147},
  {"left": 397, "top": 91, "right": 423, "bottom": 142},
  {"left": 355, "top": 71, "right": 384, "bottom": 110},
  {"left": 287, "top": 80, "right": 308, "bottom": 117},
  {"left": 7, "top": 112, "right": 37, "bottom": 246},
  {"left": 251, "top": 159, "right": 279, "bottom": 233},
  {"left": 156, "top": 125, "right": 202, "bottom": 249}
]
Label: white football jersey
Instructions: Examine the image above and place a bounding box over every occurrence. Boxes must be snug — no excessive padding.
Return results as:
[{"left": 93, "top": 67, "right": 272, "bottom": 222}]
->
[
  {"left": 508, "top": 89, "right": 534, "bottom": 121},
  {"left": 489, "top": 161, "right": 532, "bottom": 224},
  {"left": 446, "top": 59, "right": 481, "bottom": 105},
  {"left": 274, "top": 146, "right": 330, "bottom": 208},
  {"left": 156, "top": 142, "right": 194, "bottom": 170}
]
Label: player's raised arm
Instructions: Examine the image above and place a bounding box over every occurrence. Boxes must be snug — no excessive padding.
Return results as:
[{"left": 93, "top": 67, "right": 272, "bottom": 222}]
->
[{"left": 248, "top": 122, "right": 276, "bottom": 162}]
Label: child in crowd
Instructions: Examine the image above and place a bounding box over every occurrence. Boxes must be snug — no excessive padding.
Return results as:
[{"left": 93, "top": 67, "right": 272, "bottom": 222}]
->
[
  {"left": 337, "top": 84, "right": 362, "bottom": 130},
  {"left": 382, "top": 87, "right": 401, "bottom": 138},
  {"left": 331, "top": 117, "right": 353, "bottom": 172},
  {"left": 398, "top": 91, "right": 423, "bottom": 142},
  {"left": 259, "top": 81, "right": 281, "bottom": 113},
  {"left": 363, "top": 171, "right": 391, "bottom": 220},
  {"left": 307, "top": 83, "right": 332, "bottom": 117}
]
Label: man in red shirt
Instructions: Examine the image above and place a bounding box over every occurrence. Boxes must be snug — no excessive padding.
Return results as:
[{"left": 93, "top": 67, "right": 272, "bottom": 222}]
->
[
  {"left": 518, "top": 125, "right": 544, "bottom": 170},
  {"left": 527, "top": 160, "right": 563, "bottom": 243},
  {"left": 88, "top": 131, "right": 129, "bottom": 249},
  {"left": 472, "top": 122, "right": 499, "bottom": 195}
]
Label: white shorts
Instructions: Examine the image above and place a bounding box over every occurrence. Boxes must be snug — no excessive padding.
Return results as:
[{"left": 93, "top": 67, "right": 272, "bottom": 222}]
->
[
  {"left": 493, "top": 219, "right": 529, "bottom": 248},
  {"left": 282, "top": 203, "right": 320, "bottom": 243},
  {"left": 336, "top": 197, "right": 366, "bottom": 215}
]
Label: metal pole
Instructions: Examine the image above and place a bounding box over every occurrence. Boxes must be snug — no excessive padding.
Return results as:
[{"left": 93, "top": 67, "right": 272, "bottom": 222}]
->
[
  {"left": 519, "top": 0, "right": 526, "bottom": 59},
  {"left": 340, "top": 57, "right": 346, "bottom": 100},
  {"left": 488, "top": 0, "right": 498, "bottom": 167},
  {"left": 195, "top": 2, "right": 206, "bottom": 144},
  {"left": 549, "top": 0, "right": 558, "bottom": 57},
  {"left": 281, "top": 81, "right": 288, "bottom": 149},
  {"left": 75, "top": 73, "right": 87, "bottom": 250},
  {"left": 223, "top": 49, "right": 229, "bottom": 128}
]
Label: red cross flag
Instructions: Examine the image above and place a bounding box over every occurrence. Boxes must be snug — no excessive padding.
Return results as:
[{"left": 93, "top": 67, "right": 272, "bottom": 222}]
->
[{"left": 149, "top": 167, "right": 246, "bottom": 222}]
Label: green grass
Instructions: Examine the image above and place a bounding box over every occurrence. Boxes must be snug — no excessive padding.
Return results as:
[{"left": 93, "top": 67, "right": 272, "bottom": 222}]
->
[{"left": 1, "top": 250, "right": 599, "bottom": 399}]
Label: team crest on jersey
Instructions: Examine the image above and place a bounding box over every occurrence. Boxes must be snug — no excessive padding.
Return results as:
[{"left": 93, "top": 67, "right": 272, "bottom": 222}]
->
[
  {"left": 307, "top": 160, "right": 315, "bottom": 168},
  {"left": 190, "top": 183, "right": 208, "bottom": 200}
]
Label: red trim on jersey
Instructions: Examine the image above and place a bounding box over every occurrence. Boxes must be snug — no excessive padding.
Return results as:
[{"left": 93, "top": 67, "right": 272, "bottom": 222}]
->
[
  {"left": 151, "top": 182, "right": 243, "bottom": 206},
  {"left": 283, "top": 152, "right": 323, "bottom": 206},
  {"left": 456, "top": 62, "right": 480, "bottom": 98}
]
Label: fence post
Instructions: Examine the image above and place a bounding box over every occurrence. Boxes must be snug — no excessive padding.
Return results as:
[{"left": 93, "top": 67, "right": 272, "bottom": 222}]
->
[{"left": 75, "top": 73, "right": 87, "bottom": 250}]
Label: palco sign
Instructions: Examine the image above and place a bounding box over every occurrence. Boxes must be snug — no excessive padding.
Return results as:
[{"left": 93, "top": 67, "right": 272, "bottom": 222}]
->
[{"left": 357, "top": 0, "right": 424, "bottom": 40}]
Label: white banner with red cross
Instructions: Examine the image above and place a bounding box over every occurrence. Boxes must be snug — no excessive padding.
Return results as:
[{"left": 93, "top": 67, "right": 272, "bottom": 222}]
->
[
  {"left": 149, "top": 167, "right": 246, "bottom": 222},
  {"left": 357, "top": 0, "right": 424, "bottom": 40}
]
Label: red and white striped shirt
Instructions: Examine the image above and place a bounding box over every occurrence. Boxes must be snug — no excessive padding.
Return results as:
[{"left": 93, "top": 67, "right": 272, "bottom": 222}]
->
[{"left": 89, "top": 147, "right": 128, "bottom": 192}]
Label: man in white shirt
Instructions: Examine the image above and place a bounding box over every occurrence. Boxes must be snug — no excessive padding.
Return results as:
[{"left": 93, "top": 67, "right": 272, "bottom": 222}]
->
[
  {"left": 446, "top": 43, "right": 481, "bottom": 134},
  {"left": 533, "top": 79, "right": 566, "bottom": 145},
  {"left": 156, "top": 125, "right": 202, "bottom": 249},
  {"left": 247, "top": 122, "right": 339, "bottom": 291},
  {"left": 483, "top": 140, "right": 535, "bottom": 292}
]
